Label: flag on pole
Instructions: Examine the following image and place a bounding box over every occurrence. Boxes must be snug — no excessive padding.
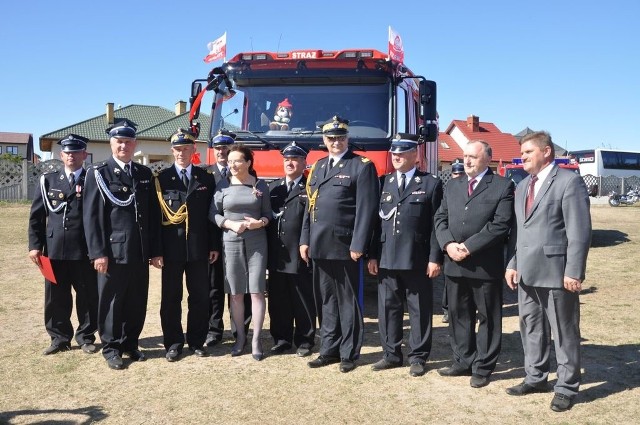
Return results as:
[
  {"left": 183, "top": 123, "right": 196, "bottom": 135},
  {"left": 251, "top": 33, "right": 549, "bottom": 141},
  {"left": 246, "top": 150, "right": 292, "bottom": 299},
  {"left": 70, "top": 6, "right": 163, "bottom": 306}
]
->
[
  {"left": 388, "top": 26, "right": 404, "bottom": 63},
  {"left": 204, "top": 32, "right": 227, "bottom": 63}
]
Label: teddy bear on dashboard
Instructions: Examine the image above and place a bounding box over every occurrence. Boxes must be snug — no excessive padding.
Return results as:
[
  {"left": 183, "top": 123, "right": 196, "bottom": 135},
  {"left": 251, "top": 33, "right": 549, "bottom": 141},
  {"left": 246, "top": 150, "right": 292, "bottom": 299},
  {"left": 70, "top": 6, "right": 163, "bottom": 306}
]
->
[{"left": 269, "top": 98, "right": 293, "bottom": 130}]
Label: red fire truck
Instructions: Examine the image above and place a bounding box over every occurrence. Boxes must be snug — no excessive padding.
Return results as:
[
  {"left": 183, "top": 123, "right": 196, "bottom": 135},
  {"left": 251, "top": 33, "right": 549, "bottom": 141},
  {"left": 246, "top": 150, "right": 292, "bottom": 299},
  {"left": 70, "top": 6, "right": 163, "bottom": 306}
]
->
[
  {"left": 188, "top": 48, "right": 438, "bottom": 178},
  {"left": 499, "top": 158, "right": 580, "bottom": 184}
]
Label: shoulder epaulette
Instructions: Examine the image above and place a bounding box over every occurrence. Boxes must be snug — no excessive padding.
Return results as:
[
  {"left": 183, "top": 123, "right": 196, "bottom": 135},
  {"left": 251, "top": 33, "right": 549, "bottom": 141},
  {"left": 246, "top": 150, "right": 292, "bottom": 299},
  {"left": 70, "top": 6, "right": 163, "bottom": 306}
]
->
[
  {"left": 92, "top": 161, "right": 108, "bottom": 170},
  {"left": 361, "top": 157, "right": 371, "bottom": 163}
]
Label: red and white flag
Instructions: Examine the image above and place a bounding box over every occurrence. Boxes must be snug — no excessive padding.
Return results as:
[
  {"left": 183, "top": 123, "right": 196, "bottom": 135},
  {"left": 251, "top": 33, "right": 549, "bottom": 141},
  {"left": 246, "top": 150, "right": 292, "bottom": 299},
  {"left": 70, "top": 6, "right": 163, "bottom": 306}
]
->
[
  {"left": 203, "top": 32, "right": 227, "bottom": 63},
  {"left": 388, "top": 26, "right": 404, "bottom": 63}
]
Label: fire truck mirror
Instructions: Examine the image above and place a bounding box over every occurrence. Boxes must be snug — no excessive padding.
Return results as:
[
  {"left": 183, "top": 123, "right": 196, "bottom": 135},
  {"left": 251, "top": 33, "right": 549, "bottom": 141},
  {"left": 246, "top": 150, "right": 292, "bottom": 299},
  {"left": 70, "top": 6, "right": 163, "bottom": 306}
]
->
[
  {"left": 189, "top": 82, "right": 202, "bottom": 120},
  {"left": 419, "top": 80, "right": 437, "bottom": 122},
  {"left": 419, "top": 123, "right": 438, "bottom": 143}
]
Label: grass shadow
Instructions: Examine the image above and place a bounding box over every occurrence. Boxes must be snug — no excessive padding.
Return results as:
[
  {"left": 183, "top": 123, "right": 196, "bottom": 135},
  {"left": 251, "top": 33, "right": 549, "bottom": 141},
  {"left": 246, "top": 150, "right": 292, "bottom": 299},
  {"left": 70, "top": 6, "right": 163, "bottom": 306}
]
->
[
  {"left": 591, "top": 229, "right": 630, "bottom": 247},
  {"left": 0, "top": 406, "right": 107, "bottom": 424}
]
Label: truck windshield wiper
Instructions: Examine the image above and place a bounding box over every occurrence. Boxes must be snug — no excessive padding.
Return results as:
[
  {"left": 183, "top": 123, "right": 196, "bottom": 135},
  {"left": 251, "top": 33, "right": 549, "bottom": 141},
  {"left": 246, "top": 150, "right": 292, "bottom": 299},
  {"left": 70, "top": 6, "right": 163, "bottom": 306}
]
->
[{"left": 233, "top": 130, "right": 279, "bottom": 150}]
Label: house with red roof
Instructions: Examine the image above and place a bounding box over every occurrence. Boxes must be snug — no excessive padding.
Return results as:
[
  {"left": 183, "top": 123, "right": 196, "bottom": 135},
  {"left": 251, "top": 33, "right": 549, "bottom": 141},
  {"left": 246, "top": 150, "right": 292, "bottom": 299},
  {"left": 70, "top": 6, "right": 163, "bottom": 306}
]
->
[{"left": 437, "top": 115, "right": 522, "bottom": 172}]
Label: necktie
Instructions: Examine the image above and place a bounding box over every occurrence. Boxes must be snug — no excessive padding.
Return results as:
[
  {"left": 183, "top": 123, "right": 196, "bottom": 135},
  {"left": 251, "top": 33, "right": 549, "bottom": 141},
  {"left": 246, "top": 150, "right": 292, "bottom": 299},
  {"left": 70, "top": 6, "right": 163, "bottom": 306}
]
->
[
  {"left": 181, "top": 169, "right": 189, "bottom": 189},
  {"left": 69, "top": 172, "right": 75, "bottom": 189},
  {"left": 325, "top": 158, "right": 334, "bottom": 178},
  {"left": 221, "top": 167, "right": 227, "bottom": 178},
  {"left": 400, "top": 173, "right": 406, "bottom": 192},
  {"left": 123, "top": 163, "right": 130, "bottom": 177},
  {"left": 525, "top": 175, "right": 538, "bottom": 217},
  {"left": 468, "top": 178, "right": 477, "bottom": 196},
  {"left": 287, "top": 180, "right": 295, "bottom": 194}
]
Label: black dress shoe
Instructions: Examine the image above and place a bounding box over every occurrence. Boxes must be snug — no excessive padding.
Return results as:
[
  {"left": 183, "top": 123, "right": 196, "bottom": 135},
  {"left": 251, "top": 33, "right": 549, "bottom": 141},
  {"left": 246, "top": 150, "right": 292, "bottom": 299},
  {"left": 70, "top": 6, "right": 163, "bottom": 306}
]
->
[
  {"left": 231, "top": 339, "right": 247, "bottom": 357},
  {"left": 339, "top": 359, "right": 356, "bottom": 373},
  {"left": 270, "top": 342, "right": 292, "bottom": 354},
  {"left": 409, "top": 362, "right": 427, "bottom": 377},
  {"left": 205, "top": 336, "right": 221, "bottom": 347},
  {"left": 106, "top": 355, "right": 124, "bottom": 370},
  {"left": 296, "top": 347, "right": 312, "bottom": 357},
  {"left": 371, "top": 358, "right": 402, "bottom": 371},
  {"left": 124, "top": 349, "right": 146, "bottom": 362},
  {"left": 42, "top": 343, "right": 71, "bottom": 355},
  {"left": 307, "top": 355, "right": 340, "bottom": 368},
  {"left": 166, "top": 349, "right": 181, "bottom": 362},
  {"left": 437, "top": 364, "right": 472, "bottom": 377},
  {"left": 550, "top": 393, "right": 573, "bottom": 412},
  {"left": 189, "top": 346, "right": 208, "bottom": 357},
  {"left": 470, "top": 374, "right": 491, "bottom": 388},
  {"left": 506, "top": 381, "right": 549, "bottom": 396},
  {"left": 81, "top": 343, "right": 98, "bottom": 354}
]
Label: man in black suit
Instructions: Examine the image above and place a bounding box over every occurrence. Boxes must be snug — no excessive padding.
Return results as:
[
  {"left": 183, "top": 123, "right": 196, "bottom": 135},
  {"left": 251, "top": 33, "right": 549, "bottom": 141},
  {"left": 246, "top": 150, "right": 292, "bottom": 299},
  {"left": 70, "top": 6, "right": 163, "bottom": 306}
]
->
[
  {"left": 300, "top": 116, "right": 379, "bottom": 373},
  {"left": 267, "top": 142, "right": 316, "bottom": 357},
  {"left": 367, "top": 135, "right": 443, "bottom": 377},
  {"left": 434, "top": 140, "right": 514, "bottom": 388},
  {"left": 28, "top": 134, "right": 98, "bottom": 355},
  {"left": 83, "top": 119, "right": 162, "bottom": 370},
  {"left": 204, "top": 130, "right": 252, "bottom": 345},
  {"left": 155, "top": 128, "right": 219, "bottom": 362}
]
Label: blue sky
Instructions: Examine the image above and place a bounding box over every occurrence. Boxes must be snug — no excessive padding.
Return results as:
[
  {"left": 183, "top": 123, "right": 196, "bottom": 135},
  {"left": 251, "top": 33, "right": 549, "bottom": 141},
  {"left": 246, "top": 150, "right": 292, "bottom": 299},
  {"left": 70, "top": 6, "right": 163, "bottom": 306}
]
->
[{"left": 1, "top": 0, "right": 638, "bottom": 156}]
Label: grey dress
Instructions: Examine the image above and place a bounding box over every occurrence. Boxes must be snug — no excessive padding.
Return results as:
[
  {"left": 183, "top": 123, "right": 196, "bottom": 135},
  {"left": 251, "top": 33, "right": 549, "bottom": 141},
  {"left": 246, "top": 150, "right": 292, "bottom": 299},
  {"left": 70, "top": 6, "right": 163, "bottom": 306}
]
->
[{"left": 209, "top": 179, "right": 271, "bottom": 294}]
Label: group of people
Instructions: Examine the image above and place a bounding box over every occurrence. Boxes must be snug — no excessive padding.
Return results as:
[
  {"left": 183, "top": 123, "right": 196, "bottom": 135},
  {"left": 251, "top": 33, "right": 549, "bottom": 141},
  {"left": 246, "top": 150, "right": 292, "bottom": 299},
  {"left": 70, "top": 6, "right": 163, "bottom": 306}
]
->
[{"left": 28, "top": 115, "right": 591, "bottom": 412}]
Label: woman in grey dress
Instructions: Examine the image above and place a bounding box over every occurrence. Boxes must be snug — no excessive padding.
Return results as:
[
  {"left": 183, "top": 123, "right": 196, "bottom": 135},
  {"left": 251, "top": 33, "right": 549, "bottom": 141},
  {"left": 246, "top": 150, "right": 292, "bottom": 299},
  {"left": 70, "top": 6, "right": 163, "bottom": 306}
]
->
[{"left": 209, "top": 145, "right": 271, "bottom": 360}]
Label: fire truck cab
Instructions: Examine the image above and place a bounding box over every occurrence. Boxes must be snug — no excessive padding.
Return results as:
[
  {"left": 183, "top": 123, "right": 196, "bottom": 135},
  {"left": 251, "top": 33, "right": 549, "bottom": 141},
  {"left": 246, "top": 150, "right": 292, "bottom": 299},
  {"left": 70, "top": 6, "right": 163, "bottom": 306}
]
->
[{"left": 189, "top": 48, "right": 437, "bottom": 178}]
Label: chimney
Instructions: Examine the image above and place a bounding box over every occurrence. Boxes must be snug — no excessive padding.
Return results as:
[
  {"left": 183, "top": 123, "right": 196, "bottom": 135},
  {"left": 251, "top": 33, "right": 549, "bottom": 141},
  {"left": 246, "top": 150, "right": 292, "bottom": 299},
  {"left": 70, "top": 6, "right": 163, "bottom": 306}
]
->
[
  {"left": 106, "top": 102, "right": 114, "bottom": 125},
  {"left": 467, "top": 115, "right": 479, "bottom": 132},
  {"left": 175, "top": 100, "right": 187, "bottom": 116}
]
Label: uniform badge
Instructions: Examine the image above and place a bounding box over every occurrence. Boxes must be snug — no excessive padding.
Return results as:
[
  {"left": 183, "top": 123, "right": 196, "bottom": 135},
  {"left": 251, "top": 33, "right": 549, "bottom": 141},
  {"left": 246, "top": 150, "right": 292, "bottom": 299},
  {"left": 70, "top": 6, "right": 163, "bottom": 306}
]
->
[
  {"left": 414, "top": 176, "right": 421, "bottom": 183},
  {"left": 59, "top": 174, "right": 65, "bottom": 180},
  {"left": 52, "top": 200, "right": 57, "bottom": 206},
  {"left": 389, "top": 177, "right": 395, "bottom": 183},
  {"left": 171, "top": 176, "right": 176, "bottom": 180},
  {"left": 123, "top": 187, "right": 128, "bottom": 192},
  {"left": 386, "top": 195, "right": 392, "bottom": 201},
  {"left": 58, "top": 193, "right": 64, "bottom": 199},
  {"left": 114, "top": 168, "right": 121, "bottom": 175},
  {"left": 339, "top": 163, "right": 344, "bottom": 168}
]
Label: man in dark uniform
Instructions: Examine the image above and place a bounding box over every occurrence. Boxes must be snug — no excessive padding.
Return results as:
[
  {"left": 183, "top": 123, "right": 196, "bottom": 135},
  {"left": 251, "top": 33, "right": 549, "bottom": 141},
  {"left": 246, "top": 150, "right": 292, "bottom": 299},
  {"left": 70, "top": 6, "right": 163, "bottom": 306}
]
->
[
  {"left": 441, "top": 158, "right": 465, "bottom": 324},
  {"left": 205, "top": 130, "right": 252, "bottom": 345},
  {"left": 367, "top": 134, "right": 443, "bottom": 377},
  {"left": 434, "top": 140, "right": 514, "bottom": 388},
  {"left": 83, "top": 119, "right": 162, "bottom": 370},
  {"left": 155, "top": 128, "right": 219, "bottom": 362},
  {"left": 28, "top": 134, "right": 98, "bottom": 355},
  {"left": 267, "top": 142, "right": 316, "bottom": 357},
  {"left": 300, "top": 116, "right": 379, "bottom": 373}
]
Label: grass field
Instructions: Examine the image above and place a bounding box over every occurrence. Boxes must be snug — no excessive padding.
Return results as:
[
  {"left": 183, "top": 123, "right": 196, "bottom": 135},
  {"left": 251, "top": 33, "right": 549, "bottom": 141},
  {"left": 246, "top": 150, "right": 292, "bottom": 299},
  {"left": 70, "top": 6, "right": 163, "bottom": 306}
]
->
[{"left": 0, "top": 202, "right": 639, "bottom": 424}]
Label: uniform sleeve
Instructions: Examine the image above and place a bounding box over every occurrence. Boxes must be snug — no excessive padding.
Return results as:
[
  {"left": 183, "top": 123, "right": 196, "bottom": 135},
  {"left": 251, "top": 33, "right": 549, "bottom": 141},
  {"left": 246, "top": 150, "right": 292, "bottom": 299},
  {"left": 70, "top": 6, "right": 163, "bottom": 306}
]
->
[
  {"left": 350, "top": 160, "right": 379, "bottom": 253},
  {"left": 148, "top": 174, "right": 163, "bottom": 258},
  {"left": 28, "top": 176, "right": 47, "bottom": 252},
  {"left": 428, "top": 178, "right": 445, "bottom": 263},
  {"left": 83, "top": 167, "right": 109, "bottom": 260}
]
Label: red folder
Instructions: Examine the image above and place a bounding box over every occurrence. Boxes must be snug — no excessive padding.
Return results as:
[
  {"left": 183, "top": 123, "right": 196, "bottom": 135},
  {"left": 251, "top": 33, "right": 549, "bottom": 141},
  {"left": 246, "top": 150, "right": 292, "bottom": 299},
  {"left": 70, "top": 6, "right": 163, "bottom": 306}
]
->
[{"left": 39, "top": 256, "right": 57, "bottom": 284}]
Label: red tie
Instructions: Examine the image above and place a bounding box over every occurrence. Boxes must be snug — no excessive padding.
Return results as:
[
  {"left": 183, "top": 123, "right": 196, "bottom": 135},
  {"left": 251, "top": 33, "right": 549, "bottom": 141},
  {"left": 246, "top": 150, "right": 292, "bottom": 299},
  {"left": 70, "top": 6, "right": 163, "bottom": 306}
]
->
[
  {"left": 525, "top": 175, "right": 538, "bottom": 217},
  {"left": 468, "top": 178, "right": 477, "bottom": 196}
]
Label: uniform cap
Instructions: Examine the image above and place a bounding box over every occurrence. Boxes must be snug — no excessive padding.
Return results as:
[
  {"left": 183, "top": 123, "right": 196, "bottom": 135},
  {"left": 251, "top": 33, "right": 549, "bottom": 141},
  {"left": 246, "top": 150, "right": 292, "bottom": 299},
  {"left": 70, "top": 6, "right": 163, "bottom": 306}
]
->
[
  {"left": 451, "top": 158, "right": 465, "bottom": 174},
  {"left": 57, "top": 134, "right": 88, "bottom": 152},
  {"left": 281, "top": 141, "right": 308, "bottom": 158},
  {"left": 211, "top": 130, "right": 236, "bottom": 146},
  {"left": 168, "top": 128, "right": 196, "bottom": 146},
  {"left": 106, "top": 119, "right": 137, "bottom": 139},
  {"left": 389, "top": 133, "right": 419, "bottom": 153},
  {"left": 321, "top": 115, "right": 349, "bottom": 136}
]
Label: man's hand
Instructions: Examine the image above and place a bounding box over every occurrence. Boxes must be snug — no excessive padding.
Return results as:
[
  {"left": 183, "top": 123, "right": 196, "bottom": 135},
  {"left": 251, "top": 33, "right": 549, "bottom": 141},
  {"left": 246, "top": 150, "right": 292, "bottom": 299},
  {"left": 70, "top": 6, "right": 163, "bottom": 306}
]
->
[
  {"left": 564, "top": 276, "right": 582, "bottom": 293},
  {"left": 367, "top": 259, "right": 379, "bottom": 276},
  {"left": 28, "top": 249, "right": 42, "bottom": 268},
  {"left": 505, "top": 268, "right": 518, "bottom": 290},
  {"left": 150, "top": 256, "right": 164, "bottom": 269},
  {"left": 299, "top": 245, "right": 310, "bottom": 266},
  {"left": 209, "top": 251, "right": 219, "bottom": 263},
  {"left": 350, "top": 251, "right": 363, "bottom": 262},
  {"left": 94, "top": 257, "right": 109, "bottom": 274},
  {"left": 445, "top": 242, "right": 469, "bottom": 262},
  {"left": 427, "top": 262, "right": 441, "bottom": 279}
]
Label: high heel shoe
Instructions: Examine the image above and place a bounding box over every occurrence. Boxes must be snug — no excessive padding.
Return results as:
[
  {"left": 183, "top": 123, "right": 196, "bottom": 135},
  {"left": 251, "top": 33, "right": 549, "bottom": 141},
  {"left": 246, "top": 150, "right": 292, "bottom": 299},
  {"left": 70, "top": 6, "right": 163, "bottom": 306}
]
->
[
  {"left": 252, "top": 341, "right": 264, "bottom": 361},
  {"left": 231, "top": 339, "right": 246, "bottom": 357}
]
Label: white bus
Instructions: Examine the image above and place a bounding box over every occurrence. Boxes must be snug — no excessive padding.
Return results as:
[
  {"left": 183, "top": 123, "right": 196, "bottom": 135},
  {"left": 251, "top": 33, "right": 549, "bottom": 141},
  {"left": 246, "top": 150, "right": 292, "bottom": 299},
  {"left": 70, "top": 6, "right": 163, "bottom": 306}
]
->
[{"left": 569, "top": 148, "right": 640, "bottom": 177}]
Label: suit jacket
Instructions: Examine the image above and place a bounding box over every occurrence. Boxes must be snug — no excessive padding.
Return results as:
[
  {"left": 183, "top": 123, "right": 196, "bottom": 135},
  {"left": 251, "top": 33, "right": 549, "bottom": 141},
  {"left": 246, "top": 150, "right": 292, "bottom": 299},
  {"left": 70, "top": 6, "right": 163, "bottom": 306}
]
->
[
  {"left": 83, "top": 157, "right": 161, "bottom": 264},
  {"left": 267, "top": 176, "right": 311, "bottom": 274},
  {"left": 156, "top": 165, "right": 218, "bottom": 262},
  {"left": 506, "top": 165, "right": 591, "bottom": 287},
  {"left": 300, "top": 150, "right": 379, "bottom": 260},
  {"left": 434, "top": 169, "right": 514, "bottom": 281},
  {"left": 370, "top": 170, "right": 444, "bottom": 270},
  {"left": 28, "top": 169, "right": 89, "bottom": 261}
]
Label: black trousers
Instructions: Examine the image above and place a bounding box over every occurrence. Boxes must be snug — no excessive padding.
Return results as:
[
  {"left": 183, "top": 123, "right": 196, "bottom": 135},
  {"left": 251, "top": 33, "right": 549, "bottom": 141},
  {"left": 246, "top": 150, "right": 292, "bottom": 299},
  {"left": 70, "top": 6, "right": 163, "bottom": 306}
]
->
[
  {"left": 377, "top": 268, "right": 433, "bottom": 365},
  {"left": 97, "top": 262, "right": 149, "bottom": 359},
  {"left": 207, "top": 260, "right": 251, "bottom": 340},
  {"left": 446, "top": 276, "right": 502, "bottom": 376},
  {"left": 161, "top": 259, "right": 209, "bottom": 351},
  {"left": 46, "top": 259, "right": 98, "bottom": 346},
  {"left": 313, "top": 259, "right": 364, "bottom": 361},
  {"left": 268, "top": 270, "right": 316, "bottom": 348}
]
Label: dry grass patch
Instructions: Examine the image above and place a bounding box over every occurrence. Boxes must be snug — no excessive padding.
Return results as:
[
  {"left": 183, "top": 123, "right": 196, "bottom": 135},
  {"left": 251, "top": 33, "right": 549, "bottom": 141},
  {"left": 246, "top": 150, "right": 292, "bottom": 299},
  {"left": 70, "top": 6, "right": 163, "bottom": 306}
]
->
[{"left": 0, "top": 203, "right": 639, "bottom": 424}]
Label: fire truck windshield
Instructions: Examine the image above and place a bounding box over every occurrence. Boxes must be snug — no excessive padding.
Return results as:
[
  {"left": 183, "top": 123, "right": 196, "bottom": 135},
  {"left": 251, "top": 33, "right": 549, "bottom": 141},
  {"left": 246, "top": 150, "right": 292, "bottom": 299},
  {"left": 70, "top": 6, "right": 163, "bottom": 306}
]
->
[{"left": 213, "top": 82, "right": 391, "bottom": 148}]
